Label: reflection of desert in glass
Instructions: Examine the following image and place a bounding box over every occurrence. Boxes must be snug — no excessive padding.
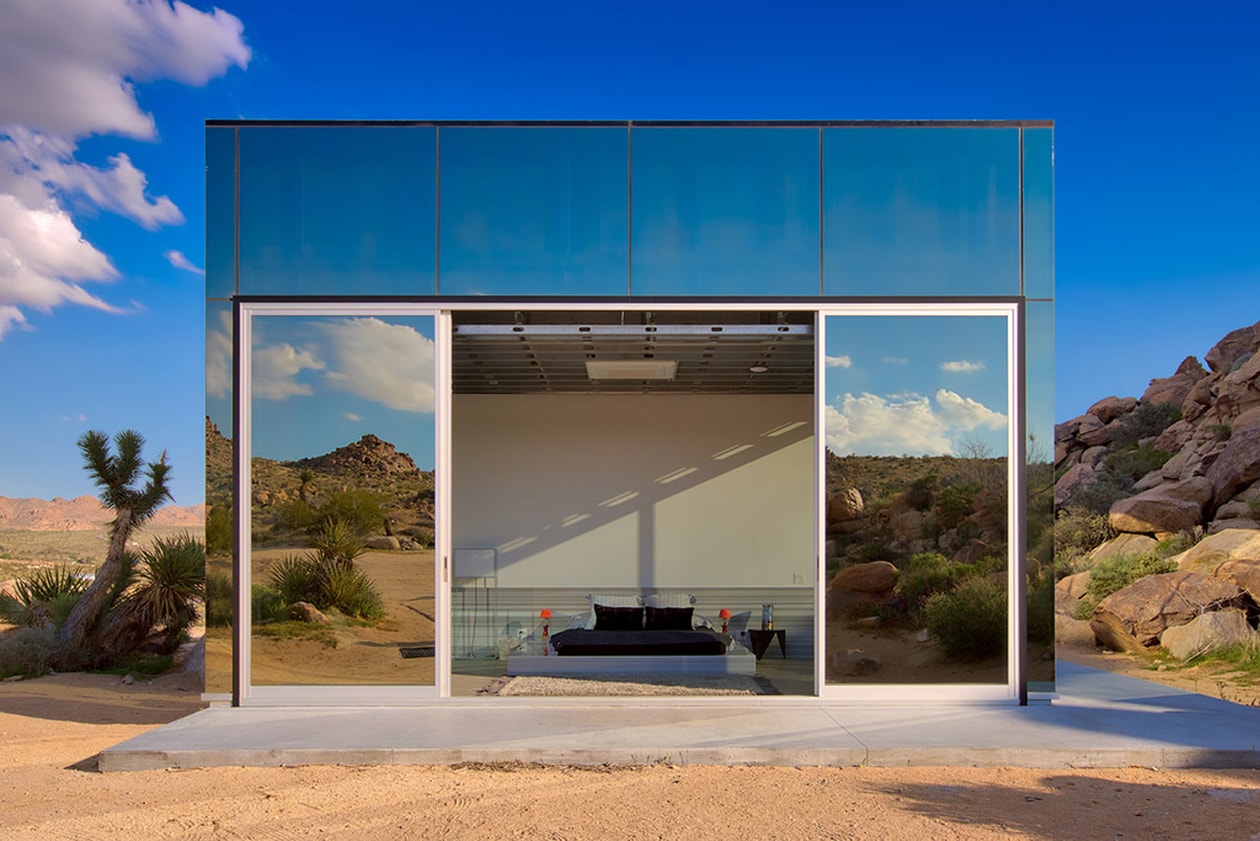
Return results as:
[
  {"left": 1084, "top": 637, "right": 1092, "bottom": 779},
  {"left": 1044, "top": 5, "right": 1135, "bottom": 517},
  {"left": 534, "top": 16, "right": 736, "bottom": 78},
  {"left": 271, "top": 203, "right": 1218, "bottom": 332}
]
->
[{"left": 823, "top": 452, "right": 1010, "bottom": 685}]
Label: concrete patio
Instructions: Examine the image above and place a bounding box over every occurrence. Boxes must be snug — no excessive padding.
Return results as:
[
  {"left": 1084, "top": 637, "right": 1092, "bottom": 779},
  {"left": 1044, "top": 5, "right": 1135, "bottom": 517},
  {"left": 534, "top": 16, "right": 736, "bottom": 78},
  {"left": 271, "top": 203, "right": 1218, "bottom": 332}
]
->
[{"left": 98, "top": 661, "right": 1260, "bottom": 771}]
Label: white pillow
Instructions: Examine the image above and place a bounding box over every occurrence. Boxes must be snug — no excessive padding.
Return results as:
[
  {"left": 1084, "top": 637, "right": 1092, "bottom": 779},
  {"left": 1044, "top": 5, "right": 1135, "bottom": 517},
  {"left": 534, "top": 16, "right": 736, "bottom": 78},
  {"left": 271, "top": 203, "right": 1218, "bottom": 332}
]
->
[{"left": 642, "top": 592, "right": 696, "bottom": 609}]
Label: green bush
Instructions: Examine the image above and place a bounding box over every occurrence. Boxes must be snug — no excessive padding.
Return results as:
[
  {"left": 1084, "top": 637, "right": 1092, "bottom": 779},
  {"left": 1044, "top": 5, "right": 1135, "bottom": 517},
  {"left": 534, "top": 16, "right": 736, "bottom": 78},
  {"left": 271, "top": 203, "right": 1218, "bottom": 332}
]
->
[
  {"left": 1026, "top": 569, "right": 1056, "bottom": 645},
  {"left": 896, "top": 553, "right": 959, "bottom": 615},
  {"left": 251, "top": 584, "right": 288, "bottom": 623},
  {"left": 938, "top": 483, "right": 981, "bottom": 531},
  {"left": 269, "top": 554, "right": 323, "bottom": 605},
  {"left": 1106, "top": 443, "right": 1173, "bottom": 483},
  {"left": 925, "top": 576, "right": 1007, "bottom": 661},
  {"left": 0, "top": 626, "right": 58, "bottom": 678},
  {"left": 1112, "top": 402, "right": 1181, "bottom": 449},
  {"left": 273, "top": 498, "right": 318, "bottom": 533},
  {"left": 205, "top": 504, "right": 233, "bottom": 556},
  {"left": 1069, "top": 469, "right": 1135, "bottom": 517},
  {"left": 265, "top": 553, "right": 384, "bottom": 621},
  {"left": 205, "top": 571, "right": 233, "bottom": 628},
  {"left": 1208, "top": 424, "right": 1232, "bottom": 442},
  {"left": 1073, "top": 550, "right": 1179, "bottom": 619},
  {"left": 315, "top": 490, "right": 385, "bottom": 537},
  {"left": 319, "top": 563, "right": 384, "bottom": 620},
  {"left": 1250, "top": 497, "right": 1260, "bottom": 521},
  {"left": 904, "top": 473, "right": 939, "bottom": 512}
]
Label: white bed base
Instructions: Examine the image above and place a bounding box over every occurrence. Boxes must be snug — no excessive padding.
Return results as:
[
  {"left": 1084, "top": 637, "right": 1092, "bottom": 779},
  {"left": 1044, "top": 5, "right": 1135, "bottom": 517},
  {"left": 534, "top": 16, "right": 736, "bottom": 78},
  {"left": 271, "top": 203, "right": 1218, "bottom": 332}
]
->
[{"left": 507, "top": 649, "right": 757, "bottom": 676}]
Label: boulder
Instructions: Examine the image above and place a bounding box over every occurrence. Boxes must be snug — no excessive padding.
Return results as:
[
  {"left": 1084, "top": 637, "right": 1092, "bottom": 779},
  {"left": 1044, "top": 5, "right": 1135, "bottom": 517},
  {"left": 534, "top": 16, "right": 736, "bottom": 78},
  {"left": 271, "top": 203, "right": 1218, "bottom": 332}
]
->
[
  {"left": 827, "top": 487, "right": 865, "bottom": 522},
  {"left": 1180, "top": 376, "right": 1216, "bottom": 423},
  {"left": 1205, "top": 408, "right": 1260, "bottom": 506},
  {"left": 366, "top": 535, "right": 401, "bottom": 550},
  {"left": 288, "top": 602, "right": 330, "bottom": 624},
  {"left": 1108, "top": 477, "right": 1213, "bottom": 534},
  {"left": 1088, "top": 533, "right": 1158, "bottom": 564},
  {"left": 1141, "top": 356, "right": 1208, "bottom": 407},
  {"left": 1087, "top": 396, "right": 1138, "bottom": 424},
  {"left": 1078, "top": 417, "right": 1120, "bottom": 448},
  {"left": 1080, "top": 445, "right": 1108, "bottom": 468},
  {"left": 829, "top": 649, "right": 881, "bottom": 677},
  {"left": 1204, "top": 319, "right": 1260, "bottom": 374},
  {"left": 829, "top": 561, "right": 898, "bottom": 594},
  {"left": 1160, "top": 609, "right": 1254, "bottom": 660},
  {"left": 1208, "top": 518, "right": 1260, "bottom": 535},
  {"left": 1055, "top": 616, "right": 1097, "bottom": 648},
  {"left": 1173, "top": 528, "right": 1260, "bottom": 574},
  {"left": 1055, "top": 462, "right": 1099, "bottom": 509},
  {"left": 1212, "top": 558, "right": 1260, "bottom": 604},
  {"left": 1089, "top": 571, "right": 1248, "bottom": 651},
  {"left": 1155, "top": 420, "right": 1196, "bottom": 457}
]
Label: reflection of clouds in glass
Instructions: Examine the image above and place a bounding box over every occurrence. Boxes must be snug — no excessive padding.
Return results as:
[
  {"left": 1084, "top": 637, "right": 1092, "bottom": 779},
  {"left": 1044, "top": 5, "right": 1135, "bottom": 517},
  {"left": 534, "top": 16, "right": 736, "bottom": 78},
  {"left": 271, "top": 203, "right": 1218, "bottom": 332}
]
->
[
  {"left": 253, "top": 342, "right": 323, "bottom": 400},
  {"left": 825, "top": 389, "right": 1005, "bottom": 456},
  {"left": 322, "top": 317, "right": 435, "bottom": 413},
  {"left": 206, "top": 309, "right": 231, "bottom": 399},
  {"left": 825, "top": 354, "right": 852, "bottom": 368},
  {"left": 882, "top": 356, "right": 908, "bottom": 365},
  {"left": 942, "top": 360, "right": 984, "bottom": 373}
]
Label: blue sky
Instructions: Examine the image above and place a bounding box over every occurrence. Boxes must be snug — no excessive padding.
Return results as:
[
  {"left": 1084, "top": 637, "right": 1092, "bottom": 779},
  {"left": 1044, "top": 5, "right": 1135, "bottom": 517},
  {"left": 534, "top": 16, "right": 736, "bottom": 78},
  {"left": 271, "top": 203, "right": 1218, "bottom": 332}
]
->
[{"left": 1, "top": 0, "right": 1257, "bottom": 504}]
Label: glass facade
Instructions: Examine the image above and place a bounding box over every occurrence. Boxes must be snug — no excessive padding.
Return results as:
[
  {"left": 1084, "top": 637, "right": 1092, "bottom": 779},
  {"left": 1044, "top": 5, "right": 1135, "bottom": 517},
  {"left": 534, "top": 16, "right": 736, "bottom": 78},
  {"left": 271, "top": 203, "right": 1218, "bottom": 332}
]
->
[{"left": 207, "top": 121, "right": 1052, "bottom": 705}]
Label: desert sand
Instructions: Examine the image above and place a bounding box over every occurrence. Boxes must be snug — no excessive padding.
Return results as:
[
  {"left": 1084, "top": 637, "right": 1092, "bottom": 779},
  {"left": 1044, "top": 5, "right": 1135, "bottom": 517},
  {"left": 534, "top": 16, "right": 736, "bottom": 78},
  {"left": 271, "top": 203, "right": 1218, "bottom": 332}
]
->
[{"left": 1, "top": 671, "right": 1258, "bottom": 840}]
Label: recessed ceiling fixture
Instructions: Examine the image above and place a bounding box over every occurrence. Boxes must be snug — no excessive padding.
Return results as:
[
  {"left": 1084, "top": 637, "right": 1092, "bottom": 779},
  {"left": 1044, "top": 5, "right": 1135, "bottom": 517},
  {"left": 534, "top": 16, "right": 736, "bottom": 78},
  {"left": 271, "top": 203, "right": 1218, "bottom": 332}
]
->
[
  {"left": 749, "top": 364, "right": 769, "bottom": 373},
  {"left": 586, "top": 360, "right": 679, "bottom": 380}
]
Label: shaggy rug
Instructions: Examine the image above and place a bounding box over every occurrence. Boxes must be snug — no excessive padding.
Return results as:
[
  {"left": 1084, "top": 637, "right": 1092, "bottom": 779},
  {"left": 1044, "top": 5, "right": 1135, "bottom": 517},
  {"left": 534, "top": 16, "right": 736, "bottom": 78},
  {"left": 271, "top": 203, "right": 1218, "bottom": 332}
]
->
[{"left": 479, "top": 673, "right": 777, "bottom": 697}]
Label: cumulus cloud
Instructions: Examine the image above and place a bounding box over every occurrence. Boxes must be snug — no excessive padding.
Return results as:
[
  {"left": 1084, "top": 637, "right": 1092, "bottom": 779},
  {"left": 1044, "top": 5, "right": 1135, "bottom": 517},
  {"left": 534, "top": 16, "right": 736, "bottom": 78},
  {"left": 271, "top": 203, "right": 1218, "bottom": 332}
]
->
[
  {"left": 825, "top": 389, "right": 1007, "bottom": 456},
  {"left": 825, "top": 354, "right": 852, "bottom": 368},
  {"left": 0, "top": 0, "right": 249, "bottom": 340},
  {"left": 205, "top": 309, "right": 231, "bottom": 399},
  {"left": 165, "top": 249, "right": 204, "bottom": 274},
  {"left": 252, "top": 342, "right": 324, "bottom": 401},
  {"left": 344, "top": 412, "right": 363, "bottom": 423},
  {"left": 942, "top": 360, "right": 984, "bottom": 373},
  {"left": 322, "top": 318, "right": 437, "bottom": 413}
]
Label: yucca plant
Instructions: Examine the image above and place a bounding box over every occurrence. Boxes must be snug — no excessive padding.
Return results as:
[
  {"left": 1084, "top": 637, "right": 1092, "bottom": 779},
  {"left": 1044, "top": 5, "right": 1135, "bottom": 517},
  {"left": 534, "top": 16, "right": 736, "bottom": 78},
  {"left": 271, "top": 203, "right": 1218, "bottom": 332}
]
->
[
  {"left": 125, "top": 533, "right": 206, "bottom": 652},
  {"left": 0, "top": 566, "right": 91, "bottom": 629},
  {"left": 309, "top": 516, "right": 366, "bottom": 567}
]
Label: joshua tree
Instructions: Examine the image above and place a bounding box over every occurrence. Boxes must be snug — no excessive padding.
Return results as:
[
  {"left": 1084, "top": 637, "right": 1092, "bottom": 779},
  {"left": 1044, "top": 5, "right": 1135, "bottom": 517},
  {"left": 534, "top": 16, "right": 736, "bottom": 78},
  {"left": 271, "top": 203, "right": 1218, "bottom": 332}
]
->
[{"left": 56, "top": 430, "right": 172, "bottom": 665}]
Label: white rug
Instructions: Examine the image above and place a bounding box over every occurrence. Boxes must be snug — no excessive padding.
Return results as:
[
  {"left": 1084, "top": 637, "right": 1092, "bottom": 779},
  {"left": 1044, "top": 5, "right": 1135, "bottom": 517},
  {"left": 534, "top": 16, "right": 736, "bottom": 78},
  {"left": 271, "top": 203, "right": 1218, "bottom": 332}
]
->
[{"left": 482, "top": 673, "right": 775, "bottom": 697}]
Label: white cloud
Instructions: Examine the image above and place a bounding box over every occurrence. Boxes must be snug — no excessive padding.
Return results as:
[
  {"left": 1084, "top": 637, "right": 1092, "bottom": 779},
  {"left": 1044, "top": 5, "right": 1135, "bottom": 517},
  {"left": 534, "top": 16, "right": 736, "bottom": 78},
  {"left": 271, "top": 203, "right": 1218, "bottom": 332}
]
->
[
  {"left": 0, "top": 0, "right": 249, "bottom": 340},
  {"left": 252, "top": 342, "right": 324, "bottom": 401},
  {"left": 322, "top": 318, "right": 437, "bottom": 413},
  {"left": 825, "top": 389, "right": 1007, "bottom": 456},
  {"left": 205, "top": 309, "right": 231, "bottom": 399},
  {"left": 882, "top": 356, "right": 908, "bottom": 365},
  {"left": 825, "top": 354, "right": 852, "bottom": 368},
  {"left": 935, "top": 388, "right": 1007, "bottom": 430},
  {"left": 942, "top": 360, "right": 984, "bottom": 373},
  {"left": 344, "top": 412, "right": 363, "bottom": 423},
  {"left": 165, "top": 249, "right": 204, "bottom": 274}
]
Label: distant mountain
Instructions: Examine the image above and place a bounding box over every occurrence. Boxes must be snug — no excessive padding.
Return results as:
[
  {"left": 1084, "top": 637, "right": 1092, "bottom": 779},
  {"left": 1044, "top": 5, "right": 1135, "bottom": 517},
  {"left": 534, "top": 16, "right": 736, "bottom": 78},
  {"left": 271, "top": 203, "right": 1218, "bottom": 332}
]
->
[{"left": 0, "top": 495, "right": 205, "bottom": 532}]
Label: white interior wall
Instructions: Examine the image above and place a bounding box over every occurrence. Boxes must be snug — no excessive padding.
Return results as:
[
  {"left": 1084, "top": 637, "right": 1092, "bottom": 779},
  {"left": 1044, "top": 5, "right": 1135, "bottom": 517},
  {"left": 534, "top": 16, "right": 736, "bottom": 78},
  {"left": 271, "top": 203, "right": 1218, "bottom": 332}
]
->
[{"left": 452, "top": 393, "right": 814, "bottom": 590}]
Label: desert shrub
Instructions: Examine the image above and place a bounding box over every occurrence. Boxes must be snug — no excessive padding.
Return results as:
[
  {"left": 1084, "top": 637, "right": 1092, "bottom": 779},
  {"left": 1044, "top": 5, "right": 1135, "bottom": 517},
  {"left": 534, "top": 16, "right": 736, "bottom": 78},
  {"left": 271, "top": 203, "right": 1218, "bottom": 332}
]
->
[
  {"left": 1111, "top": 402, "right": 1182, "bottom": 449},
  {"left": 273, "top": 498, "right": 318, "bottom": 533},
  {"left": 0, "top": 626, "right": 58, "bottom": 678},
  {"left": 904, "top": 473, "right": 939, "bottom": 512},
  {"left": 269, "top": 554, "right": 323, "bottom": 605},
  {"left": 1069, "top": 469, "right": 1135, "bottom": 517},
  {"left": 205, "top": 504, "right": 233, "bottom": 556},
  {"left": 319, "top": 563, "right": 384, "bottom": 620},
  {"left": 251, "top": 584, "right": 288, "bottom": 623},
  {"left": 409, "top": 527, "right": 435, "bottom": 549},
  {"left": 937, "top": 483, "right": 981, "bottom": 531},
  {"left": 896, "top": 553, "right": 960, "bottom": 619},
  {"left": 1054, "top": 508, "right": 1117, "bottom": 574},
  {"left": 315, "top": 490, "right": 385, "bottom": 537},
  {"left": 1026, "top": 569, "right": 1056, "bottom": 645},
  {"left": 925, "top": 576, "right": 1007, "bottom": 661},
  {"left": 309, "top": 516, "right": 366, "bottom": 566},
  {"left": 856, "top": 541, "right": 906, "bottom": 566},
  {"left": 1208, "top": 423, "right": 1232, "bottom": 442},
  {"left": 1073, "top": 551, "right": 1179, "bottom": 619},
  {"left": 1106, "top": 443, "right": 1173, "bottom": 483},
  {"left": 1250, "top": 497, "right": 1260, "bottom": 521},
  {"left": 205, "top": 571, "right": 233, "bottom": 628},
  {"left": 120, "top": 534, "right": 205, "bottom": 651},
  {"left": 0, "top": 565, "right": 91, "bottom": 629}
]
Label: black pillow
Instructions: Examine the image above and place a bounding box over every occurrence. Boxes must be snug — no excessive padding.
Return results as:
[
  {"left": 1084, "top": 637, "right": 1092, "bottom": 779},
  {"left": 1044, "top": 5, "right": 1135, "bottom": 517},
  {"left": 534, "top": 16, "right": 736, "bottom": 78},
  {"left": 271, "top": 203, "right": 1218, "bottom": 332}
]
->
[
  {"left": 645, "top": 605, "right": 693, "bottom": 631},
  {"left": 594, "top": 604, "right": 644, "bottom": 631}
]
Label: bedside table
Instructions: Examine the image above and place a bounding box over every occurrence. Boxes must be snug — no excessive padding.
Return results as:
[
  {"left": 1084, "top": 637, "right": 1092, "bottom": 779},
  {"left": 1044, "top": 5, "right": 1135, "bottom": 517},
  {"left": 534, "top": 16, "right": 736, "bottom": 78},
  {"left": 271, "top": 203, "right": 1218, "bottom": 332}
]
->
[{"left": 747, "top": 628, "right": 786, "bottom": 660}]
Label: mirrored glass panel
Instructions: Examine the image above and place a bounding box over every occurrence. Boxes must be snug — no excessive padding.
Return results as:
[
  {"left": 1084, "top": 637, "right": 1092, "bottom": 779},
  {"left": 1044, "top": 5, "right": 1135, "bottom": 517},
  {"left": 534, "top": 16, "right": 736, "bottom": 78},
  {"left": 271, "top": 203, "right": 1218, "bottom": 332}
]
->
[
  {"left": 205, "top": 127, "right": 236, "bottom": 299},
  {"left": 238, "top": 127, "right": 437, "bottom": 296},
  {"left": 824, "top": 314, "right": 1010, "bottom": 685},
  {"left": 823, "top": 128, "right": 1020, "bottom": 296},
  {"left": 248, "top": 314, "right": 437, "bottom": 687},
  {"left": 631, "top": 127, "right": 819, "bottom": 296},
  {"left": 1025, "top": 301, "right": 1055, "bottom": 689},
  {"left": 1023, "top": 128, "right": 1054, "bottom": 299},
  {"left": 204, "top": 300, "right": 234, "bottom": 694},
  {"left": 439, "top": 127, "right": 628, "bottom": 296}
]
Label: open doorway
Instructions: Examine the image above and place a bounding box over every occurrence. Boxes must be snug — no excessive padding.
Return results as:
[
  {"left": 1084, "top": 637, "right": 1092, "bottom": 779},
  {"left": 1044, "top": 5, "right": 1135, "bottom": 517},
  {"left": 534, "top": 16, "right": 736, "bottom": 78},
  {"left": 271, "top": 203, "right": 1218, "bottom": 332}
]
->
[{"left": 447, "top": 308, "right": 817, "bottom": 697}]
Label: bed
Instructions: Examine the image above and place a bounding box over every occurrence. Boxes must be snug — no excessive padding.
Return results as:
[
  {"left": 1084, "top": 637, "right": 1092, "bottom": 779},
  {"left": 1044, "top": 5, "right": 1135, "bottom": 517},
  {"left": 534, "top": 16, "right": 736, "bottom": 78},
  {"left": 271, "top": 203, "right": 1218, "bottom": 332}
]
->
[{"left": 506, "top": 594, "right": 757, "bottom": 676}]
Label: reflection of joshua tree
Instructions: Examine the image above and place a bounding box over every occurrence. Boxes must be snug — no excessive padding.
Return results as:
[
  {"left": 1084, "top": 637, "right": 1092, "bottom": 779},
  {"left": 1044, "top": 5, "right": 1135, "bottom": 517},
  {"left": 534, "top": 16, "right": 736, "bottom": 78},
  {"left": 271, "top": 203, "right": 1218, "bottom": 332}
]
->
[{"left": 297, "top": 469, "right": 314, "bottom": 505}]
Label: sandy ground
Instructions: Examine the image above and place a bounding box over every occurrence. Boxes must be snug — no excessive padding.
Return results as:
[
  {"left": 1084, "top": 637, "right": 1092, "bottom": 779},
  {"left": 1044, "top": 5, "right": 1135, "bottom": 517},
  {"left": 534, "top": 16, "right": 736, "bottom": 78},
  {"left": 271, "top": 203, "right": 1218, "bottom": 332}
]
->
[{"left": 1, "top": 672, "right": 1258, "bottom": 839}]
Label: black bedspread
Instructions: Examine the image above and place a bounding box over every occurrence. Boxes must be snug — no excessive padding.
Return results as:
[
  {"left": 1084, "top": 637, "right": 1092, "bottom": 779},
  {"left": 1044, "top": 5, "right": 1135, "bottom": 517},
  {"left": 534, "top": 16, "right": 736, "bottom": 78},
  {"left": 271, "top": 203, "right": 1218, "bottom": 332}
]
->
[{"left": 550, "top": 628, "right": 729, "bottom": 657}]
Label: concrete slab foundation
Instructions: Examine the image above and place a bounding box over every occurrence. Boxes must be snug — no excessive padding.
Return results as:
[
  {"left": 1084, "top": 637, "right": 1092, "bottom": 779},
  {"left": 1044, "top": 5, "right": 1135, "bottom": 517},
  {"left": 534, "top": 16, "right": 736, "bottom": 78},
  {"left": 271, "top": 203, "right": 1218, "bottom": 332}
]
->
[{"left": 98, "top": 662, "right": 1260, "bottom": 772}]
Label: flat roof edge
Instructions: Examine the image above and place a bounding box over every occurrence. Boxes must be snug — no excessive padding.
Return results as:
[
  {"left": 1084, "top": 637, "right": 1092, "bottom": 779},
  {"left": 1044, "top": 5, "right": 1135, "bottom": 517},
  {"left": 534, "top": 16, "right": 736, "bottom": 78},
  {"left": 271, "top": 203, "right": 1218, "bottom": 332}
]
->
[{"left": 205, "top": 119, "right": 1054, "bottom": 129}]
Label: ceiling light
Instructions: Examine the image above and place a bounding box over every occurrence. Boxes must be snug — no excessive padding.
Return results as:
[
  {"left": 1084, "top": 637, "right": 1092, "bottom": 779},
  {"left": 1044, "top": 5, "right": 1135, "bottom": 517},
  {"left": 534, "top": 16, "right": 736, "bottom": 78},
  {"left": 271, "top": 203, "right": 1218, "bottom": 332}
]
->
[
  {"left": 586, "top": 360, "right": 678, "bottom": 380},
  {"left": 749, "top": 364, "right": 769, "bottom": 373}
]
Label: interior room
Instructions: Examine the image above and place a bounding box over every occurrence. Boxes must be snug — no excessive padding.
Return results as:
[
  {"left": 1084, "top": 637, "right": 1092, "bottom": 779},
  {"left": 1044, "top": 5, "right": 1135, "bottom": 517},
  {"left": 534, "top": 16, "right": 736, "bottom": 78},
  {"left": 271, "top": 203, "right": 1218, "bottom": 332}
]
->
[{"left": 447, "top": 309, "right": 817, "bottom": 696}]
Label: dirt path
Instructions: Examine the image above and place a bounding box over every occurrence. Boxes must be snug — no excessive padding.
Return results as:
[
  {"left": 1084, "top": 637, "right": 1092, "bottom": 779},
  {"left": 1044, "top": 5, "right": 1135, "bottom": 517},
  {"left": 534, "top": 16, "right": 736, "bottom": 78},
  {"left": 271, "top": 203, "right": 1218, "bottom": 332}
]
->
[{"left": 2, "top": 672, "right": 1259, "bottom": 839}]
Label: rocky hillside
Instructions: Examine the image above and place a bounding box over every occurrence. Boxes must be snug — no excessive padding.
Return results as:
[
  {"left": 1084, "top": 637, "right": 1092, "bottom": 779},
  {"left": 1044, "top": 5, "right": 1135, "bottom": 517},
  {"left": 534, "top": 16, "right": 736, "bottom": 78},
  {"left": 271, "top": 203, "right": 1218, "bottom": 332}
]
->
[
  {"left": 1055, "top": 319, "right": 1260, "bottom": 535},
  {"left": 1054, "top": 320, "right": 1260, "bottom": 661},
  {"left": 0, "top": 496, "right": 205, "bottom": 531},
  {"left": 205, "top": 418, "right": 435, "bottom": 536}
]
